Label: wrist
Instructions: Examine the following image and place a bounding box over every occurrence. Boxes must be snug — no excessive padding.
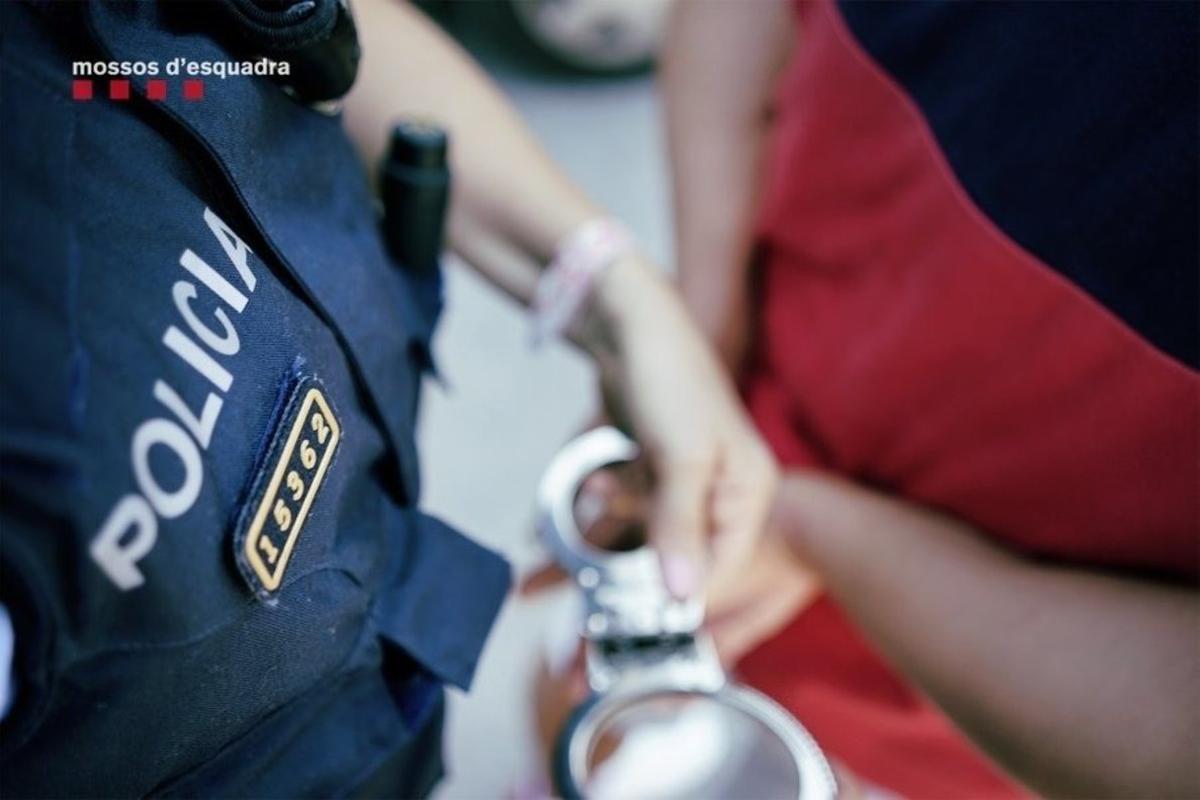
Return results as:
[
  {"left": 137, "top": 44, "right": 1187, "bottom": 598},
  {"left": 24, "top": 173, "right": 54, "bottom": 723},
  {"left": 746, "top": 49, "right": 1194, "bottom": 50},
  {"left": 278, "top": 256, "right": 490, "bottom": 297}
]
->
[
  {"left": 532, "top": 218, "right": 646, "bottom": 350},
  {"left": 772, "top": 471, "right": 850, "bottom": 567},
  {"left": 577, "top": 254, "right": 676, "bottom": 357}
]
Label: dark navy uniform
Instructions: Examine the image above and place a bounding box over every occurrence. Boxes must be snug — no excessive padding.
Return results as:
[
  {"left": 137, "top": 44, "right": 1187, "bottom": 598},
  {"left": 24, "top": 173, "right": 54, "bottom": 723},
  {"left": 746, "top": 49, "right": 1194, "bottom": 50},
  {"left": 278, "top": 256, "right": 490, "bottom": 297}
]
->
[{"left": 0, "top": 2, "right": 509, "bottom": 796}]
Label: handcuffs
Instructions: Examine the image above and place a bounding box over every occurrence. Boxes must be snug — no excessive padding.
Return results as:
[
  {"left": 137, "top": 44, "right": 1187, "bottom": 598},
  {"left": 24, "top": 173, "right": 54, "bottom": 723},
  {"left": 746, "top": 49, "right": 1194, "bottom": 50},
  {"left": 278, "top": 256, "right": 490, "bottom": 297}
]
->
[{"left": 538, "top": 427, "right": 837, "bottom": 800}]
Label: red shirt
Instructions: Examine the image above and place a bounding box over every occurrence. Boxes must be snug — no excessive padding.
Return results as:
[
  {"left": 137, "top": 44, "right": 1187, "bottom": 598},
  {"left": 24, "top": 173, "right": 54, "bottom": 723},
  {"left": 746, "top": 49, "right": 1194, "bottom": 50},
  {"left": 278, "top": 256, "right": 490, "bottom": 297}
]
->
[{"left": 735, "top": 2, "right": 1198, "bottom": 796}]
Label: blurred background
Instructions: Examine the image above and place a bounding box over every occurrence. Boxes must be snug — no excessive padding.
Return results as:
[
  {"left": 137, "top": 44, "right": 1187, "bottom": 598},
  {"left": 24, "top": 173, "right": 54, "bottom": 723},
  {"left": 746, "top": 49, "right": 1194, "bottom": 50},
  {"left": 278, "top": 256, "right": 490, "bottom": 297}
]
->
[{"left": 410, "top": 2, "right": 672, "bottom": 796}]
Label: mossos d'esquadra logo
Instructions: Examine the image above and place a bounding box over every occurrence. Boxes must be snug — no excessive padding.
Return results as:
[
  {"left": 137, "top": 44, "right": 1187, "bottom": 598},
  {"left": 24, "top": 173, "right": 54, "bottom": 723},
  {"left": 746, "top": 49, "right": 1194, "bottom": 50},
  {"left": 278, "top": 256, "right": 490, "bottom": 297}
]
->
[{"left": 70, "top": 56, "right": 290, "bottom": 101}]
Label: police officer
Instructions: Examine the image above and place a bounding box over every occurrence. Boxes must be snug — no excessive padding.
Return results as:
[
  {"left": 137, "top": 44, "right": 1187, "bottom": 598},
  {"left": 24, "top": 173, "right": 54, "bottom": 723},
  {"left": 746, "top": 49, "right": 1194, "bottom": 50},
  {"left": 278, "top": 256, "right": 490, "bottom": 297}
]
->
[{"left": 0, "top": 0, "right": 774, "bottom": 796}]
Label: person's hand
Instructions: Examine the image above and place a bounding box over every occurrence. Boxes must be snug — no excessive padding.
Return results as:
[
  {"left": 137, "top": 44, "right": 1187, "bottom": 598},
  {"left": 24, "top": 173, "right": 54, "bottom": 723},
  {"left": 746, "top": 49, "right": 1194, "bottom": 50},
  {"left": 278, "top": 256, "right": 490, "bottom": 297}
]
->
[
  {"left": 520, "top": 455, "right": 821, "bottom": 665},
  {"left": 574, "top": 254, "right": 778, "bottom": 600},
  {"left": 705, "top": 519, "right": 822, "bottom": 666}
]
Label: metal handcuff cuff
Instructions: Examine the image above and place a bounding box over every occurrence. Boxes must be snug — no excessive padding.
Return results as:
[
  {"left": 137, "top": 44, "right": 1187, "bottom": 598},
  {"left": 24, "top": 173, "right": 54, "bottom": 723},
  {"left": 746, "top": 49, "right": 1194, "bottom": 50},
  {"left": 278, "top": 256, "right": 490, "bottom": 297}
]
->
[{"left": 538, "top": 427, "right": 838, "bottom": 800}]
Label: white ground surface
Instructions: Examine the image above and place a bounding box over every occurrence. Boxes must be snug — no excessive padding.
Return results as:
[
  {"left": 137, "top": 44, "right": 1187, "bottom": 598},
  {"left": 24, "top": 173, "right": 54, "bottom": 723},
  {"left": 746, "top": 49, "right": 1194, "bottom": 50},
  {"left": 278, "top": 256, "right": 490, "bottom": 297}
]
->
[{"left": 417, "top": 19, "right": 672, "bottom": 799}]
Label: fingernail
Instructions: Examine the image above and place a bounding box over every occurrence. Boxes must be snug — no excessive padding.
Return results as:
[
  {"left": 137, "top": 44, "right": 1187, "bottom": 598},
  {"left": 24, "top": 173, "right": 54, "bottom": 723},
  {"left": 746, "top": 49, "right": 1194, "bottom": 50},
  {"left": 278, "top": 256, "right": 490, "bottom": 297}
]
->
[{"left": 662, "top": 555, "right": 697, "bottom": 599}]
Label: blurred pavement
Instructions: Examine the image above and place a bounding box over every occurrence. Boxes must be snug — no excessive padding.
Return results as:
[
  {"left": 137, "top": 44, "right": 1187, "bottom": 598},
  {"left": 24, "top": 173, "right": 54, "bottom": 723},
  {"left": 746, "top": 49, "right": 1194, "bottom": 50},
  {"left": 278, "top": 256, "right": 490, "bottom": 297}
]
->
[{"left": 415, "top": 6, "right": 672, "bottom": 798}]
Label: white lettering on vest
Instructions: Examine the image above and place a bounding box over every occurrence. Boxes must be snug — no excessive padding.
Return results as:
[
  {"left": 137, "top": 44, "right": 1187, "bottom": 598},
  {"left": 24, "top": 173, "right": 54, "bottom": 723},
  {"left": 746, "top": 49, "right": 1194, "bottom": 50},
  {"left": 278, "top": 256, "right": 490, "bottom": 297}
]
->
[{"left": 90, "top": 207, "right": 256, "bottom": 590}]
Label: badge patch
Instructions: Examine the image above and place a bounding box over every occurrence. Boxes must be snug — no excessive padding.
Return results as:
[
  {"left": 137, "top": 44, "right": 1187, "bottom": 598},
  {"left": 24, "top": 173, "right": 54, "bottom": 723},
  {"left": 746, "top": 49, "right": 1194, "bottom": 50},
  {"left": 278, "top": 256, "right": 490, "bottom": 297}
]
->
[{"left": 235, "top": 376, "right": 340, "bottom": 599}]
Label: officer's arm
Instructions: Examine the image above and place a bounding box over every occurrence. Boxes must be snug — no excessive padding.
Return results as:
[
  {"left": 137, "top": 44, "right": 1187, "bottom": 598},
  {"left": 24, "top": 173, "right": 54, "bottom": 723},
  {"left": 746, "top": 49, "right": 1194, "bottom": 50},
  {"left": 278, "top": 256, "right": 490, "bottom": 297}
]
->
[
  {"left": 773, "top": 471, "right": 1200, "bottom": 799},
  {"left": 341, "top": 0, "right": 778, "bottom": 602},
  {"left": 343, "top": 0, "right": 599, "bottom": 304},
  {"left": 661, "top": 0, "right": 793, "bottom": 371}
]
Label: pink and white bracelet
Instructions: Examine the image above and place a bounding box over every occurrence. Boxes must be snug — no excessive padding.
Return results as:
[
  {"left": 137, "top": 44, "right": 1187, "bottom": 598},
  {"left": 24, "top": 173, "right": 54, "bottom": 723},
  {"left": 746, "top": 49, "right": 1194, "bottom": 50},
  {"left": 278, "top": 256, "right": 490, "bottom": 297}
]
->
[{"left": 531, "top": 218, "right": 634, "bottom": 346}]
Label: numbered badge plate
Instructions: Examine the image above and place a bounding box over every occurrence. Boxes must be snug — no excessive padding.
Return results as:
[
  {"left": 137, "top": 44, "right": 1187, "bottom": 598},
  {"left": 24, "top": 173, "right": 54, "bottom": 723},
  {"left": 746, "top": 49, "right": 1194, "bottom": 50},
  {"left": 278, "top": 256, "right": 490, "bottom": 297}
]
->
[{"left": 235, "top": 376, "right": 341, "bottom": 600}]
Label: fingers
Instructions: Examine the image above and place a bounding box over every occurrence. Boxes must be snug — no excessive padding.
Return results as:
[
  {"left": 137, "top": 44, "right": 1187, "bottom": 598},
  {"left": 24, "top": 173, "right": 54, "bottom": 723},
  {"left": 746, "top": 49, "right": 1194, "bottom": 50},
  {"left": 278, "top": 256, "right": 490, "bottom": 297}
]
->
[
  {"left": 647, "top": 429, "right": 776, "bottom": 602},
  {"left": 650, "top": 458, "right": 711, "bottom": 599},
  {"left": 708, "top": 476, "right": 762, "bottom": 592},
  {"left": 708, "top": 439, "right": 778, "bottom": 593}
]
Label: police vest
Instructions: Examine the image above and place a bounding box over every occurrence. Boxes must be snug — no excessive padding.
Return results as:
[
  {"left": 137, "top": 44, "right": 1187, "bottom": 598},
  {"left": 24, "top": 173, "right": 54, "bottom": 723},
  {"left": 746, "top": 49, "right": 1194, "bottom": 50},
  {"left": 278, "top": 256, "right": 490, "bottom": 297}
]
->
[{"left": 0, "top": 3, "right": 509, "bottom": 796}]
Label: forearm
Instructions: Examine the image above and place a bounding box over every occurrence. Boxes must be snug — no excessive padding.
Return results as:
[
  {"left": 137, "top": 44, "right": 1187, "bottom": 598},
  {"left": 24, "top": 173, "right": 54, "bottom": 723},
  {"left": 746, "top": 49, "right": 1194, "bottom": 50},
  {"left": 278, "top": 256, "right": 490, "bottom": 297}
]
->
[
  {"left": 342, "top": 0, "right": 596, "bottom": 306},
  {"left": 661, "top": 0, "right": 792, "bottom": 368},
  {"left": 776, "top": 472, "right": 1200, "bottom": 798},
  {"left": 340, "top": 2, "right": 778, "bottom": 603}
]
